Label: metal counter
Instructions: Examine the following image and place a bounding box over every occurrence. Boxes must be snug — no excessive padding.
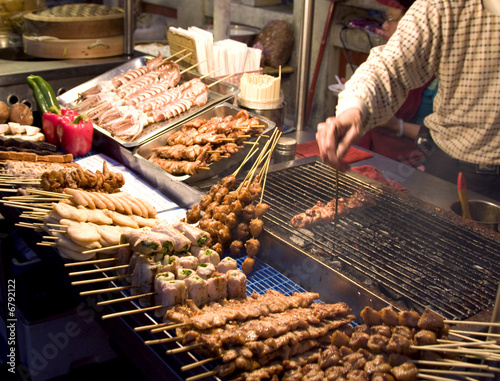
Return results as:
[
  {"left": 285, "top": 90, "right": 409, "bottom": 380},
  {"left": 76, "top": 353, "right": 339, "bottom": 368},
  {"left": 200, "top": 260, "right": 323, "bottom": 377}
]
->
[{"left": 0, "top": 54, "right": 143, "bottom": 110}]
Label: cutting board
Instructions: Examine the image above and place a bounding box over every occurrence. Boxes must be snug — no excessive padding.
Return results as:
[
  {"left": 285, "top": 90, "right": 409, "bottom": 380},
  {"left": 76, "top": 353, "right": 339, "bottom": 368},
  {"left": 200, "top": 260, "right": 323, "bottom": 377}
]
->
[{"left": 23, "top": 34, "right": 124, "bottom": 59}]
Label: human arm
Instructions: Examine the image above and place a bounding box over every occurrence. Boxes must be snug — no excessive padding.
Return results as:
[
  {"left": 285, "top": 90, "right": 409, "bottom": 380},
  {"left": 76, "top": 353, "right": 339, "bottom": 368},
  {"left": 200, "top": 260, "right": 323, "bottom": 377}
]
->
[
  {"left": 317, "top": 0, "right": 440, "bottom": 169},
  {"left": 380, "top": 116, "right": 421, "bottom": 140},
  {"left": 337, "top": 0, "right": 440, "bottom": 130}
]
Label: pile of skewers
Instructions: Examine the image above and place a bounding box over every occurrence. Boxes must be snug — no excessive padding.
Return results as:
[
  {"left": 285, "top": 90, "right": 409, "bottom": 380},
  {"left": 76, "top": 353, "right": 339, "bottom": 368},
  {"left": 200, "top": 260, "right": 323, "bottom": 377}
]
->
[
  {"left": 148, "top": 108, "right": 266, "bottom": 176},
  {"left": 184, "top": 128, "right": 282, "bottom": 274},
  {"left": 136, "top": 292, "right": 500, "bottom": 381},
  {"left": 70, "top": 51, "right": 224, "bottom": 142}
]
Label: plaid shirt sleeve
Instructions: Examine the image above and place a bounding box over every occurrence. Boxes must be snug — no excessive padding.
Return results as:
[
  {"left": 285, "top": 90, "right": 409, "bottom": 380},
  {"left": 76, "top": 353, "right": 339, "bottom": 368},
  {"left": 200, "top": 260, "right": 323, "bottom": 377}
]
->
[{"left": 336, "top": 0, "right": 500, "bottom": 165}]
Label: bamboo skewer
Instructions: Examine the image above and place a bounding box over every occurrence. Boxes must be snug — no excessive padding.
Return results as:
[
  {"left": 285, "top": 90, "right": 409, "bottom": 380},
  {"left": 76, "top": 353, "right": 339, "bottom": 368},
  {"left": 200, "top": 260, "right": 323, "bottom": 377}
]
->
[
  {"left": 37, "top": 242, "right": 56, "bottom": 247},
  {"left": 15, "top": 222, "right": 40, "bottom": 229},
  {"left": 97, "top": 292, "right": 156, "bottom": 306},
  {"left": 412, "top": 359, "right": 500, "bottom": 372},
  {"left": 181, "top": 357, "right": 219, "bottom": 372},
  {"left": 417, "top": 375, "right": 463, "bottom": 381},
  {"left": 166, "top": 343, "right": 203, "bottom": 355},
  {"left": 26, "top": 188, "right": 69, "bottom": 197},
  {"left": 144, "top": 336, "right": 182, "bottom": 345},
  {"left": 174, "top": 52, "right": 193, "bottom": 64},
  {"left": 101, "top": 305, "right": 165, "bottom": 320},
  {"left": 445, "top": 320, "right": 500, "bottom": 327},
  {"left": 1, "top": 201, "right": 50, "bottom": 212},
  {"left": 200, "top": 68, "right": 222, "bottom": 80},
  {"left": 409, "top": 346, "right": 500, "bottom": 360},
  {"left": 180, "top": 60, "right": 206, "bottom": 75},
  {"left": 68, "top": 264, "right": 129, "bottom": 276},
  {"left": 151, "top": 322, "right": 191, "bottom": 334},
  {"left": 0, "top": 179, "right": 41, "bottom": 185},
  {"left": 79, "top": 285, "right": 134, "bottom": 296},
  {"left": 134, "top": 322, "right": 169, "bottom": 332},
  {"left": 449, "top": 329, "right": 500, "bottom": 339},
  {"left": 185, "top": 369, "right": 218, "bottom": 381},
  {"left": 207, "top": 73, "right": 236, "bottom": 88},
  {"left": 413, "top": 340, "right": 499, "bottom": 350},
  {"left": 64, "top": 257, "right": 116, "bottom": 267},
  {"left": 81, "top": 243, "right": 129, "bottom": 255},
  {"left": 160, "top": 48, "right": 186, "bottom": 63},
  {"left": 3, "top": 196, "right": 63, "bottom": 202},
  {"left": 45, "top": 222, "right": 66, "bottom": 228},
  {"left": 19, "top": 214, "right": 45, "bottom": 220},
  {"left": 71, "top": 275, "right": 126, "bottom": 286},
  {"left": 438, "top": 338, "right": 500, "bottom": 350},
  {"left": 42, "top": 235, "right": 58, "bottom": 240},
  {"left": 418, "top": 369, "right": 494, "bottom": 378}
]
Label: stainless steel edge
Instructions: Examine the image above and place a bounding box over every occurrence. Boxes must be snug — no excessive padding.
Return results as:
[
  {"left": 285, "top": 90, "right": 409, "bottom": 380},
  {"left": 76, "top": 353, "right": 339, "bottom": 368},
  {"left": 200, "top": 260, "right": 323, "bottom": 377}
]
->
[{"left": 259, "top": 229, "right": 391, "bottom": 318}]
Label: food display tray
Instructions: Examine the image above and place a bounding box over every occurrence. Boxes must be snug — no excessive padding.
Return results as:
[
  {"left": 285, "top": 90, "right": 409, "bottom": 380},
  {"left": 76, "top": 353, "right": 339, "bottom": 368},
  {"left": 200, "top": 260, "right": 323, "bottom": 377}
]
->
[
  {"left": 57, "top": 56, "right": 240, "bottom": 148},
  {"left": 132, "top": 102, "right": 276, "bottom": 185}
]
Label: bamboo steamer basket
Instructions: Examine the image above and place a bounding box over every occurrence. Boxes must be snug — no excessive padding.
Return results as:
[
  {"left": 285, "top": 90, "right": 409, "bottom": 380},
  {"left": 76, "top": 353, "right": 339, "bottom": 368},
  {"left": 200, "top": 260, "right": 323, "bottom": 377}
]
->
[
  {"left": 23, "top": 34, "right": 124, "bottom": 59},
  {"left": 22, "top": 4, "right": 124, "bottom": 59},
  {"left": 23, "top": 4, "right": 123, "bottom": 39}
]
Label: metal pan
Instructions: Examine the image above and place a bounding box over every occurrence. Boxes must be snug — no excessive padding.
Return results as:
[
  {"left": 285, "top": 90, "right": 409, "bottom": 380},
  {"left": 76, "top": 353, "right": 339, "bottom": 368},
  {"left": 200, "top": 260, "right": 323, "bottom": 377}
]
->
[
  {"left": 57, "top": 56, "right": 240, "bottom": 148},
  {"left": 133, "top": 102, "right": 276, "bottom": 185}
]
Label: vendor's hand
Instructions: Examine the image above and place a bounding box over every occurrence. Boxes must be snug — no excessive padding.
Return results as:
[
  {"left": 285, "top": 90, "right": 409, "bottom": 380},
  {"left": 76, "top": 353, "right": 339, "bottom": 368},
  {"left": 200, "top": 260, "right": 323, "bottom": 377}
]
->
[{"left": 316, "top": 108, "right": 363, "bottom": 171}]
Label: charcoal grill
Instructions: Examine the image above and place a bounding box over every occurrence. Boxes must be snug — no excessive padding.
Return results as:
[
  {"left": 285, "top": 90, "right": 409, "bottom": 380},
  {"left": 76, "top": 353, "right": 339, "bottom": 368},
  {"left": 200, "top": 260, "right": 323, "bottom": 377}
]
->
[{"left": 257, "top": 157, "right": 500, "bottom": 321}]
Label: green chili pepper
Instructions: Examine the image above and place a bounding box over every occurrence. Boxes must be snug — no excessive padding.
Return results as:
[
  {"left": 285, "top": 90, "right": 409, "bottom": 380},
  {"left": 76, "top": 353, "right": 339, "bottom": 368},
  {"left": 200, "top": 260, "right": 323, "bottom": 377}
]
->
[
  {"left": 32, "top": 75, "right": 60, "bottom": 111},
  {"left": 27, "top": 75, "right": 49, "bottom": 114}
]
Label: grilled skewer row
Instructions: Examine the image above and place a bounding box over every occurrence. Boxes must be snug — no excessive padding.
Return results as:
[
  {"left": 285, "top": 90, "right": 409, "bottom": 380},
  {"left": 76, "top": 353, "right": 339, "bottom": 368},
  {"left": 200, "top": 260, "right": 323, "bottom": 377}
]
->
[
  {"left": 166, "top": 295, "right": 449, "bottom": 381},
  {"left": 147, "top": 110, "right": 263, "bottom": 176}
]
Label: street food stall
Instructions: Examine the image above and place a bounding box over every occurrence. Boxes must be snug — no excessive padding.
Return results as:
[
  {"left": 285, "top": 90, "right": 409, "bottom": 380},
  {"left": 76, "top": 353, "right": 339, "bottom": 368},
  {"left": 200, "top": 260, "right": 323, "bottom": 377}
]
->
[{"left": 0, "top": 1, "right": 499, "bottom": 381}]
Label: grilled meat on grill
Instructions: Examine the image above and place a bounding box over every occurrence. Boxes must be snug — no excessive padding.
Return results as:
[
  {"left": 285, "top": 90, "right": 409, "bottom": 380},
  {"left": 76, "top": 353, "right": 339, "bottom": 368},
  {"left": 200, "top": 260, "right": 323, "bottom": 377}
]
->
[{"left": 290, "top": 188, "right": 376, "bottom": 228}]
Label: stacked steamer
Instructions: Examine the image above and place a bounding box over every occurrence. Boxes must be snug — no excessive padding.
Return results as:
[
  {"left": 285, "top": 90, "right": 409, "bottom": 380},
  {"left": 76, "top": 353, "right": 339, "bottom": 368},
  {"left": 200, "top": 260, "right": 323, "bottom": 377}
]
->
[
  {"left": 22, "top": 3, "right": 124, "bottom": 59},
  {"left": 237, "top": 71, "right": 285, "bottom": 131}
]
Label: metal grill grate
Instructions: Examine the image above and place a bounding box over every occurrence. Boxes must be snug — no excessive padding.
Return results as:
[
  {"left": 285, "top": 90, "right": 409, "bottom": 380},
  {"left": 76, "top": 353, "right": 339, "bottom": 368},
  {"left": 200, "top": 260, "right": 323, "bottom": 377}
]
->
[
  {"left": 237, "top": 256, "right": 310, "bottom": 296},
  {"left": 261, "top": 160, "right": 500, "bottom": 320}
]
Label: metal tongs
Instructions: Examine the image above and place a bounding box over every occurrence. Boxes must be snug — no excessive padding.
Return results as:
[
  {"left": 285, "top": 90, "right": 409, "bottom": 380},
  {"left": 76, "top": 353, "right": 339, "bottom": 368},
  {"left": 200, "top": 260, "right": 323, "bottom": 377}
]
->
[{"left": 334, "top": 124, "right": 340, "bottom": 225}]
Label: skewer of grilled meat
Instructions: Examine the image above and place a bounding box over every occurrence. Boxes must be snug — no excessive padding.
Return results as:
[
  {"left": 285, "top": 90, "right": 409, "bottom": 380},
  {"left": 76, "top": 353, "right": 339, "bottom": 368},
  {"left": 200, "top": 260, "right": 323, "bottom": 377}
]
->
[
  {"left": 206, "top": 320, "right": 351, "bottom": 378},
  {"left": 181, "top": 302, "right": 353, "bottom": 347},
  {"left": 151, "top": 143, "right": 211, "bottom": 162},
  {"left": 185, "top": 305, "right": 449, "bottom": 381},
  {"left": 164, "top": 290, "right": 320, "bottom": 329},
  {"left": 40, "top": 161, "right": 125, "bottom": 193},
  {"left": 290, "top": 187, "right": 376, "bottom": 229},
  {"left": 148, "top": 157, "right": 206, "bottom": 176}
]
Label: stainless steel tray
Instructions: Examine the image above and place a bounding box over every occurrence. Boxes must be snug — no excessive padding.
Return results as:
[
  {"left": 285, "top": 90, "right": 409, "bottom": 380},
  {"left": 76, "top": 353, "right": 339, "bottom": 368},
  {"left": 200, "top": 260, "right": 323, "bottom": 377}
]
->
[
  {"left": 57, "top": 56, "right": 240, "bottom": 148},
  {"left": 133, "top": 102, "right": 276, "bottom": 185}
]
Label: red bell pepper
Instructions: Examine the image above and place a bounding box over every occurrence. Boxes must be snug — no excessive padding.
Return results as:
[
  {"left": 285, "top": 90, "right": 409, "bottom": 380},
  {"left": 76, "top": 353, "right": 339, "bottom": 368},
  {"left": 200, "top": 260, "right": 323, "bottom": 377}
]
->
[
  {"left": 57, "top": 113, "right": 93, "bottom": 156},
  {"left": 42, "top": 107, "right": 78, "bottom": 146}
]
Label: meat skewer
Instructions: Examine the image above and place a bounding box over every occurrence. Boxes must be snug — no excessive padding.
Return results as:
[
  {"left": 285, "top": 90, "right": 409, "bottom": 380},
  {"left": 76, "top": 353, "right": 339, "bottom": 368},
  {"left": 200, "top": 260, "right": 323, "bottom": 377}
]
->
[
  {"left": 72, "top": 53, "right": 209, "bottom": 142},
  {"left": 157, "top": 290, "right": 321, "bottom": 331},
  {"left": 290, "top": 187, "right": 377, "bottom": 228}
]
